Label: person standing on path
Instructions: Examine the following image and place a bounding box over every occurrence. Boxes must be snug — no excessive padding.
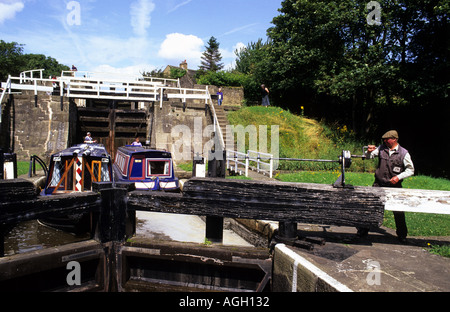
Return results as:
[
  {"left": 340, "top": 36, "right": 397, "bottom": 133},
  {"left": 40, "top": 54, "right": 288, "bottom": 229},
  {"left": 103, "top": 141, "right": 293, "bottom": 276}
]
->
[
  {"left": 361, "top": 130, "right": 415, "bottom": 243},
  {"left": 261, "top": 84, "right": 270, "bottom": 107}
]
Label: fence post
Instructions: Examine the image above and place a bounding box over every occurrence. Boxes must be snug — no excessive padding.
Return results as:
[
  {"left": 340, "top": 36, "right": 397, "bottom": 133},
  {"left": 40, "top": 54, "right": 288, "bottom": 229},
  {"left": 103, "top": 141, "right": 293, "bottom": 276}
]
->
[
  {"left": 245, "top": 152, "right": 249, "bottom": 177},
  {"left": 270, "top": 155, "right": 273, "bottom": 179}
]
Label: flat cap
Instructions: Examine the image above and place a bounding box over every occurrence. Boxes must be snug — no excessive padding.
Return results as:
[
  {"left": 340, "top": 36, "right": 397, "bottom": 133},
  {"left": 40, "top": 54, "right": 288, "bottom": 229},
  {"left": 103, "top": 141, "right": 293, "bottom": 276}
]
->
[{"left": 382, "top": 130, "right": 399, "bottom": 139}]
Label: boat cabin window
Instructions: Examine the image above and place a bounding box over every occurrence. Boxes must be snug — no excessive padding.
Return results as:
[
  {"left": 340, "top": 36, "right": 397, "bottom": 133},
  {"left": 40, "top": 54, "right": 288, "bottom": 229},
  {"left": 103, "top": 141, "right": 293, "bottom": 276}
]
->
[
  {"left": 115, "top": 152, "right": 130, "bottom": 176},
  {"left": 147, "top": 159, "right": 170, "bottom": 177}
]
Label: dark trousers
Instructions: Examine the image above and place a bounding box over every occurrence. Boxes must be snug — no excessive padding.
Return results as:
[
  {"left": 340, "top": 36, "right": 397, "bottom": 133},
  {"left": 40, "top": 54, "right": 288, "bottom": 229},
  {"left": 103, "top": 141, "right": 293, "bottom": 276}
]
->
[
  {"left": 374, "top": 182, "right": 408, "bottom": 239},
  {"left": 393, "top": 211, "right": 408, "bottom": 239}
]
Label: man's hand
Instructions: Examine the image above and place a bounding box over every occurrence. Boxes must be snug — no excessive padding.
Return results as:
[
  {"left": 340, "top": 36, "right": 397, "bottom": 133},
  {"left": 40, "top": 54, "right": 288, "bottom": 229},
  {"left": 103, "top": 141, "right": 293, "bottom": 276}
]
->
[{"left": 390, "top": 176, "right": 400, "bottom": 185}]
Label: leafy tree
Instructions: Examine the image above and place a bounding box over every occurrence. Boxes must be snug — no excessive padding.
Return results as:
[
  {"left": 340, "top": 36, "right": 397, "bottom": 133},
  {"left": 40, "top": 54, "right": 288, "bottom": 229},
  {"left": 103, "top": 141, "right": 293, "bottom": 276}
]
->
[
  {"left": 0, "top": 40, "right": 25, "bottom": 81},
  {"left": 21, "top": 54, "right": 70, "bottom": 78},
  {"left": 234, "top": 39, "right": 272, "bottom": 104},
  {"left": 0, "top": 40, "right": 69, "bottom": 81},
  {"left": 264, "top": 0, "right": 449, "bottom": 136},
  {"left": 199, "top": 36, "right": 224, "bottom": 72}
]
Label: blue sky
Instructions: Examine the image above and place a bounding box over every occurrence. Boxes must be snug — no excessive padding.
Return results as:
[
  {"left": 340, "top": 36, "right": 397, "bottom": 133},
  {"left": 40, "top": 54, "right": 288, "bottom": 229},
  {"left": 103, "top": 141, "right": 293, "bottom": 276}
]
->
[{"left": 0, "top": 0, "right": 281, "bottom": 76}]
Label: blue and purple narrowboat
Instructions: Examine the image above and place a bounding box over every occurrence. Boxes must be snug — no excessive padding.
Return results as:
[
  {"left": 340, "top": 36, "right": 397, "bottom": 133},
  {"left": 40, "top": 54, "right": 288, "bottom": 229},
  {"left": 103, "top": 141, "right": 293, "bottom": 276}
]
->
[{"left": 113, "top": 146, "right": 179, "bottom": 191}]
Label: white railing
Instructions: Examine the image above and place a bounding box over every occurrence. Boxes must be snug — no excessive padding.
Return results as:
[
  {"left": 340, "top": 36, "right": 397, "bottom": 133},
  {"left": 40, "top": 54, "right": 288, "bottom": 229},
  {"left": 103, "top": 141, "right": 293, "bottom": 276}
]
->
[
  {"left": 20, "top": 69, "right": 45, "bottom": 82},
  {"left": 61, "top": 70, "right": 179, "bottom": 87},
  {"left": 0, "top": 69, "right": 215, "bottom": 126},
  {"left": 65, "top": 78, "right": 161, "bottom": 103},
  {"left": 248, "top": 150, "right": 274, "bottom": 178},
  {"left": 0, "top": 76, "right": 11, "bottom": 124},
  {"left": 226, "top": 150, "right": 249, "bottom": 177},
  {"left": 1, "top": 75, "right": 55, "bottom": 95},
  {"left": 206, "top": 87, "right": 225, "bottom": 150},
  {"left": 1, "top": 71, "right": 209, "bottom": 108},
  {"left": 226, "top": 150, "right": 274, "bottom": 178}
]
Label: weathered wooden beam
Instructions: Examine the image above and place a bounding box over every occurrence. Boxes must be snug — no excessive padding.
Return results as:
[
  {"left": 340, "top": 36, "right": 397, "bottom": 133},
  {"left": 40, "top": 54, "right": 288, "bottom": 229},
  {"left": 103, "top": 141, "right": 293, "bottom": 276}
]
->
[
  {"left": 128, "top": 178, "right": 386, "bottom": 229},
  {"left": 0, "top": 179, "right": 37, "bottom": 202},
  {"left": 0, "top": 192, "right": 101, "bottom": 224}
]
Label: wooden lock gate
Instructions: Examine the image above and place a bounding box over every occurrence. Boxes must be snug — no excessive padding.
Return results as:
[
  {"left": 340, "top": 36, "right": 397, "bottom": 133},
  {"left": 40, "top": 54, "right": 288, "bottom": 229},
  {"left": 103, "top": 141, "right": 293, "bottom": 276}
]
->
[{"left": 0, "top": 176, "right": 388, "bottom": 292}]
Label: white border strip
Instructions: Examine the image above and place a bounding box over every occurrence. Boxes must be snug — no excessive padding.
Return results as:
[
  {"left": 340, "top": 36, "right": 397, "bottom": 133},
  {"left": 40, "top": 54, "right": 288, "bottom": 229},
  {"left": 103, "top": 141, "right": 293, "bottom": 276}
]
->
[{"left": 276, "top": 244, "right": 353, "bottom": 292}]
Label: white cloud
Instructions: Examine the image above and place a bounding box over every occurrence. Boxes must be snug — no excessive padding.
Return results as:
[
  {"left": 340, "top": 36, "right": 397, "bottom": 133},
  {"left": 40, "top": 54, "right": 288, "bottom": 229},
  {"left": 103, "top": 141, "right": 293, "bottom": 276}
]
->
[
  {"left": 233, "top": 42, "right": 246, "bottom": 53},
  {"left": 130, "top": 0, "right": 156, "bottom": 37},
  {"left": 158, "top": 33, "right": 204, "bottom": 67},
  {"left": 0, "top": 1, "right": 24, "bottom": 24},
  {"left": 168, "top": 0, "right": 193, "bottom": 13},
  {"left": 91, "top": 64, "right": 156, "bottom": 79}
]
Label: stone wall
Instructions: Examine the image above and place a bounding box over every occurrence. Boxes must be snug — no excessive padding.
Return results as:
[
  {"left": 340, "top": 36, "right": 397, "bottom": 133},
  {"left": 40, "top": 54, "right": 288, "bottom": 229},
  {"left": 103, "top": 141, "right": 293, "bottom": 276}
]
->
[
  {"left": 152, "top": 101, "right": 214, "bottom": 164},
  {"left": 196, "top": 85, "right": 244, "bottom": 107},
  {"left": 1, "top": 92, "right": 218, "bottom": 164},
  {"left": 2, "top": 91, "right": 75, "bottom": 162}
]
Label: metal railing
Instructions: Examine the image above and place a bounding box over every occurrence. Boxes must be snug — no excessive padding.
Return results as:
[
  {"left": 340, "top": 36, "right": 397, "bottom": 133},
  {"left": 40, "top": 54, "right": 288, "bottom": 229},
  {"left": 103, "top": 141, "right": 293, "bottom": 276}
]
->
[
  {"left": 248, "top": 150, "right": 274, "bottom": 178},
  {"left": 226, "top": 150, "right": 274, "bottom": 178},
  {"left": 226, "top": 150, "right": 249, "bottom": 177},
  {"left": 28, "top": 155, "right": 49, "bottom": 178},
  {"left": 206, "top": 87, "right": 225, "bottom": 150}
]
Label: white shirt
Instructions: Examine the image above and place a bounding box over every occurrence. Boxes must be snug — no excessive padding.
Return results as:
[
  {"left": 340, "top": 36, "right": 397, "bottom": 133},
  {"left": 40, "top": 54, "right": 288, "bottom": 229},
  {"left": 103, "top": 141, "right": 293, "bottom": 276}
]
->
[{"left": 366, "top": 144, "right": 415, "bottom": 181}]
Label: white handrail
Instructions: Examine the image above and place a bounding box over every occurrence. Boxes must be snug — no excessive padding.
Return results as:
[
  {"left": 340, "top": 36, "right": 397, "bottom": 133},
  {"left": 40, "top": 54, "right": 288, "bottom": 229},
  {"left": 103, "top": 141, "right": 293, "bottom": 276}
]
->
[
  {"left": 227, "top": 150, "right": 274, "bottom": 178},
  {"left": 206, "top": 87, "right": 225, "bottom": 150},
  {"left": 20, "top": 69, "right": 44, "bottom": 83},
  {"left": 61, "top": 70, "right": 179, "bottom": 86},
  {"left": 248, "top": 150, "right": 273, "bottom": 178},
  {"left": 226, "top": 150, "right": 248, "bottom": 176},
  {"left": 2, "top": 74, "right": 210, "bottom": 105},
  {"left": 0, "top": 76, "right": 11, "bottom": 124}
]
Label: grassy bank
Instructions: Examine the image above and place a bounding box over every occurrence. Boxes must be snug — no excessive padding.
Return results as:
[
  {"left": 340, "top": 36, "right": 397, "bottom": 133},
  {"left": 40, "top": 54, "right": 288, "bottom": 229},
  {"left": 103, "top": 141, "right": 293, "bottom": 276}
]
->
[{"left": 227, "top": 106, "right": 377, "bottom": 172}]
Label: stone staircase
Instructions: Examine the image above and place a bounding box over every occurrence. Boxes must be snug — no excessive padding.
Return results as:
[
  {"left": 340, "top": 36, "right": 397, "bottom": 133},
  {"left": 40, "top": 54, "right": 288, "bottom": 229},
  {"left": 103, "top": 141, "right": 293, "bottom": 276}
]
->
[{"left": 213, "top": 104, "right": 231, "bottom": 149}]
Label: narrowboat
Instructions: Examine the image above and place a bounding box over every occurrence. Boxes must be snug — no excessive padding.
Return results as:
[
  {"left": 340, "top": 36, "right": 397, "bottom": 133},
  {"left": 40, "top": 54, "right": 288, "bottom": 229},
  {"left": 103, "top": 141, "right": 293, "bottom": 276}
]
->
[
  {"left": 113, "top": 146, "right": 179, "bottom": 191},
  {"left": 39, "top": 143, "right": 112, "bottom": 234}
]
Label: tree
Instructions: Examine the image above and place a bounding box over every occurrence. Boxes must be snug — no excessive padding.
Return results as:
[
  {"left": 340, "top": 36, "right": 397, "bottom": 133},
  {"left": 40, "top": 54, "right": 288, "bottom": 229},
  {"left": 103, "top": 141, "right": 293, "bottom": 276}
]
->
[
  {"left": 21, "top": 54, "right": 70, "bottom": 78},
  {"left": 0, "top": 40, "right": 69, "bottom": 81},
  {"left": 234, "top": 39, "right": 272, "bottom": 104},
  {"left": 0, "top": 40, "right": 25, "bottom": 81},
  {"left": 199, "top": 36, "right": 224, "bottom": 72},
  {"left": 265, "top": 0, "right": 449, "bottom": 136}
]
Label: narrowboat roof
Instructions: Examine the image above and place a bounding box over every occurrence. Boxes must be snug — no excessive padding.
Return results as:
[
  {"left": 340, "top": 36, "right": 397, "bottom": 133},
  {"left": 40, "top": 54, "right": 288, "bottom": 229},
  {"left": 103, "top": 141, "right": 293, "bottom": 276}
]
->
[
  {"left": 51, "top": 144, "right": 110, "bottom": 158},
  {"left": 117, "top": 146, "right": 173, "bottom": 158}
]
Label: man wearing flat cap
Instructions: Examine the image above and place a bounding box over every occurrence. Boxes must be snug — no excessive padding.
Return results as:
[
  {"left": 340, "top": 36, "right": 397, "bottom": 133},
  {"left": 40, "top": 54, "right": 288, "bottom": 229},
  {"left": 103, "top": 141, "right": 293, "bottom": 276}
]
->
[{"left": 362, "top": 130, "right": 415, "bottom": 243}]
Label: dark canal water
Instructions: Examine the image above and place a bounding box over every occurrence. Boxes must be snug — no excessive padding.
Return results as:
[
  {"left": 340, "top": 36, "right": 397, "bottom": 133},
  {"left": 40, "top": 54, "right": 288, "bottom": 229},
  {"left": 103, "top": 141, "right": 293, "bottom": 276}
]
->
[{"left": 4, "top": 212, "right": 252, "bottom": 256}]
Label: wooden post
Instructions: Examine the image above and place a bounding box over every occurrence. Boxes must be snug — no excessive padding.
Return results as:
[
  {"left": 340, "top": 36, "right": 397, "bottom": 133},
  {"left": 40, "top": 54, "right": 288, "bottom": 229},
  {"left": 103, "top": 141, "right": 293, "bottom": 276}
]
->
[
  {"left": 94, "top": 184, "right": 129, "bottom": 243},
  {"left": 205, "top": 150, "right": 225, "bottom": 243}
]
